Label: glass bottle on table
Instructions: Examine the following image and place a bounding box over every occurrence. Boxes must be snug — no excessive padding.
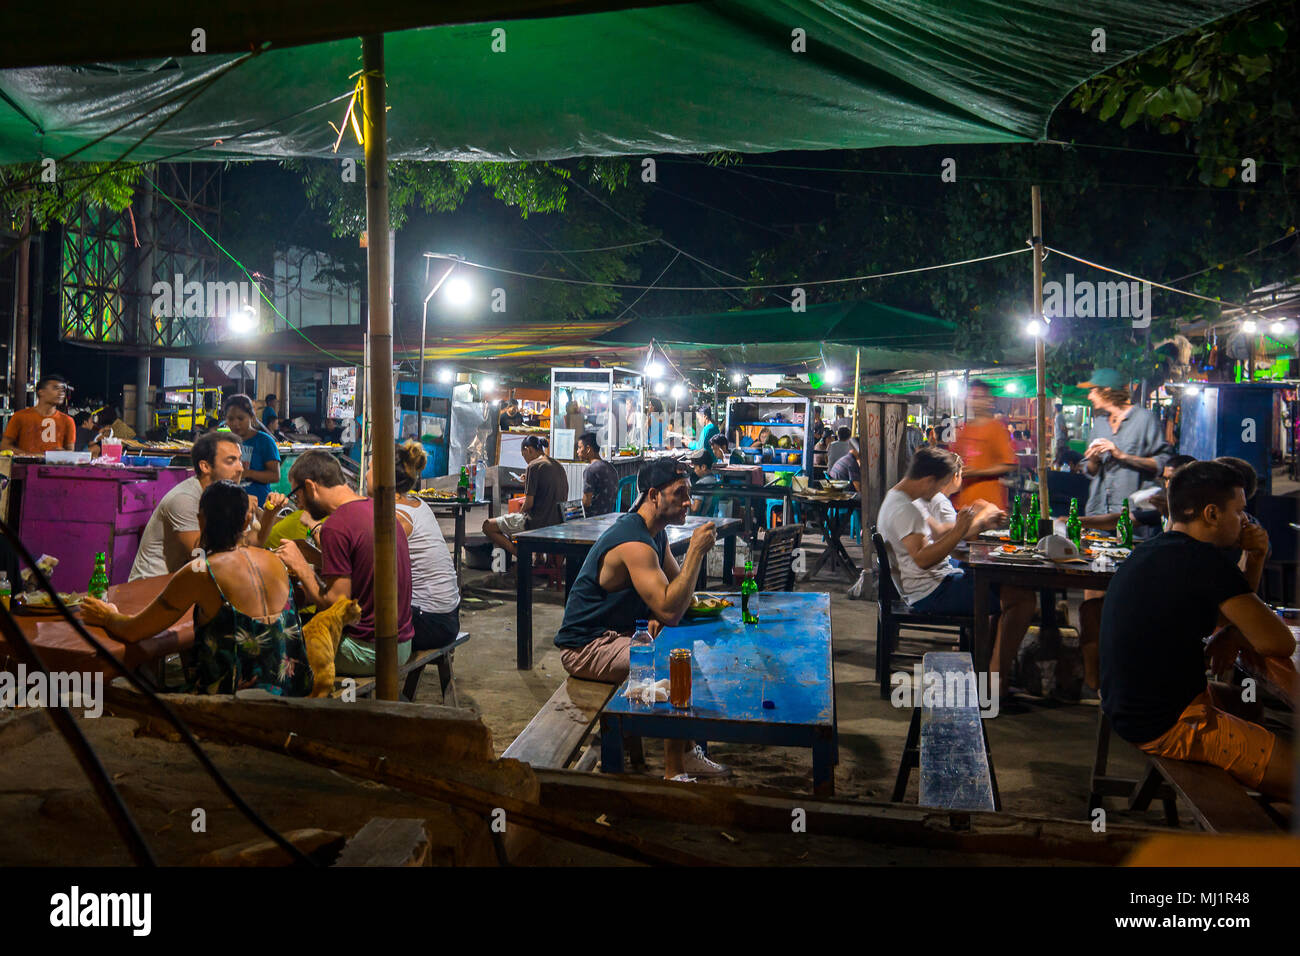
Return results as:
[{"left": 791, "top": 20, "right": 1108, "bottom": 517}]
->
[
  {"left": 88, "top": 552, "right": 109, "bottom": 600},
  {"left": 1066, "top": 497, "right": 1083, "bottom": 550},
  {"left": 1008, "top": 494, "right": 1024, "bottom": 545},
  {"left": 741, "top": 559, "right": 759, "bottom": 624},
  {"left": 1116, "top": 499, "right": 1133, "bottom": 547},
  {"left": 457, "top": 466, "right": 470, "bottom": 503},
  {"left": 0, "top": 572, "right": 9, "bottom": 610}
]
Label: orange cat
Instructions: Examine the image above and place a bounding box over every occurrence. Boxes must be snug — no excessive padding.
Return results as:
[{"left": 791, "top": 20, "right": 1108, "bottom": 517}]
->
[{"left": 302, "top": 597, "right": 361, "bottom": 697}]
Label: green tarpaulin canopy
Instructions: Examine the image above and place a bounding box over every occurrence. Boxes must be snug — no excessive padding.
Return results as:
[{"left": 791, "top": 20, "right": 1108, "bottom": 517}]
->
[
  {"left": 593, "top": 299, "right": 1031, "bottom": 373},
  {"left": 0, "top": 0, "right": 1255, "bottom": 164}
]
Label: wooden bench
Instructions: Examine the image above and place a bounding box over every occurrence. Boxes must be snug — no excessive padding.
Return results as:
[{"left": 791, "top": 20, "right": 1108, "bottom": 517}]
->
[
  {"left": 502, "top": 677, "right": 616, "bottom": 770},
  {"left": 892, "top": 651, "right": 1000, "bottom": 812},
  {"left": 336, "top": 632, "right": 471, "bottom": 705},
  {"left": 1089, "top": 710, "right": 1280, "bottom": 832}
]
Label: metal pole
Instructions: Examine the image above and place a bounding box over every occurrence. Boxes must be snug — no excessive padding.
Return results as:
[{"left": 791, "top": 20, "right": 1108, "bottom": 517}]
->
[
  {"left": 362, "top": 34, "right": 399, "bottom": 701},
  {"left": 12, "top": 206, "right": 31, "bottom": 411},
  {"left": 850, "top": 347, "right": 861, "bottom": 436},
  {"left": 135, "top": 182, "right": 154, "bottom": 434},
  {"left": 418, "top": 261, "right": 457, "bottom": 447},
  {"left": 1032, "top": 185, "right": 1049, "bottom": 521}
]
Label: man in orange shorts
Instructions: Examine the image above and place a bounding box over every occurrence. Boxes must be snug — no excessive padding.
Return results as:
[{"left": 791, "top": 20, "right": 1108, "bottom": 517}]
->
[{"left": 1100, "top": 460, "right": 1295, "bottom": 798}]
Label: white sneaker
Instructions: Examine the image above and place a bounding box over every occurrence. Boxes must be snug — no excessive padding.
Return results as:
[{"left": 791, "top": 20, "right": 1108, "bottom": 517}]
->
[
  {"left": 680, "top": 745, "right": 730, "bottom": 777},
  {"left": 666, "top": 773, "right": 698, "bottom": 783}
]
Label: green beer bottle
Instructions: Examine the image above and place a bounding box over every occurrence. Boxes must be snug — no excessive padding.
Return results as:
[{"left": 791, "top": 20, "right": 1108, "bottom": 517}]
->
[
  {"left": 1008, "top": 495, "right": 1024, "bottom": 545},
  {"left": 1028, "top": 491, "right": 1041, "bottom": 540},
  {"left": 457, "top": 466, "right": 470, "bottom": 503},
  {"left": 88, "top": 552, "right": 109, "bottom": 600},
  {"left": 741, "top": 559, "right": 759, "bottom": 625},
  {"left": 1116, "top": 499, "right": 1133, "bottom": 547},
  {"left": 1066, "top": 498, "right": 1082, "bottom": 550}
]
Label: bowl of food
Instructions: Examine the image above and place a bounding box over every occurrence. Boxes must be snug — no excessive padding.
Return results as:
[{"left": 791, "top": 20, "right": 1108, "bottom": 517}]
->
[
  {"left": 684, "top": 593, "right": 734, "bottom": 619},
  {"left": 13, "top": 590, "right": 84, "bottom": 615},
  {"left": 824, "top": 479, "right": 851, "bottom": 491}
]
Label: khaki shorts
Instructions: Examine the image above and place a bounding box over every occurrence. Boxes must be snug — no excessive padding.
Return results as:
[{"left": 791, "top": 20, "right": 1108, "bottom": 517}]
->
[
  {"left": 1139, "top": 690, "right": 1276, "bottom": 790},
  {"left": 560, "top": 630, "right": 631, "bottom": 684},
  {"left": 494, "top": 511, "right": 528, "bottom": 537}
]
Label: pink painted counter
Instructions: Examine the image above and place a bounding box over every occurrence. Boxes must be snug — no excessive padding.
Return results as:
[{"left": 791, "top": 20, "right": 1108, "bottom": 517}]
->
[{"left": 9, "top": 462, "right": 190, "bottom": 590}]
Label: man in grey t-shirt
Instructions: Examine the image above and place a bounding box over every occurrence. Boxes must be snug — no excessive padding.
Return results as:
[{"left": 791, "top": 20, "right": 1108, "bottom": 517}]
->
[{"left": 129, "top": 432, "right": 246, "bottom": 580}]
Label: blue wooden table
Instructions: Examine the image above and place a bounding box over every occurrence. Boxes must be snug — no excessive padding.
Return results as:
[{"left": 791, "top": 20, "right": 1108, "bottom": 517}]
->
[{"left": 599, "top": 591, "right": 838, "bottom": 795}]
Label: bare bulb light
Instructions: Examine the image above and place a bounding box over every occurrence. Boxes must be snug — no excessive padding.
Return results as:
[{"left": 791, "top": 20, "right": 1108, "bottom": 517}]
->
[
  {"left": 481, "top": 377, "right": 496, "bottom": 394},
  {"left": 1242, "top": 319, "right": 1258, "bottom": 334},
  {"left": 731, "top": 371, "right": 743, "bottom": 384},
  {"left": 437, "top": 367, "right": 454, "bottom": 384},
  {"left": 1024, "top": 318, "right": 1046, "bottom": 338},
  {"left": 823, "top": 368, "right": 842, "bottom": 386},
  {"left": 1271, "top": 320, "right": 1287, "bottom": 335},
  {"left": 1184, "top": 384, "right": 1201, "bottom": 396},
  {"left": 229, "top": 304, "right": 257, "bottom": 334},
  {"left": 443, "top": 277, "right": 472, "bottom": 306},
  {"left": 653, "top": 381, "right": 665, "bottom": 395},
  {"left": 670, "top": 383, "right": 686, "bottom": 400}
]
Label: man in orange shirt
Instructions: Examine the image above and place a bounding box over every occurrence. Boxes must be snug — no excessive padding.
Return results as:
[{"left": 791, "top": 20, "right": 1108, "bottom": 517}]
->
[
  {"left": 952, "top": 380, "right": 1014, "bottom": 511},
  {"left": 1, "top": 374, "right": 76, "bottom": 455}
]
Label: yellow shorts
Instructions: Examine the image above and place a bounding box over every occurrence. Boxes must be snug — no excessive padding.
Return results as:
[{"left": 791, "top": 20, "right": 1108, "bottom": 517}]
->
[{"left": 1139, "top": 690, "right": 1275, "bottom": 790}]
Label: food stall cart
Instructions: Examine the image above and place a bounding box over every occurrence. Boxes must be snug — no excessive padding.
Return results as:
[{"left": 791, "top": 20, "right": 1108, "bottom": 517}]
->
[
  {"left": 725, "top": 394, "right": 811, "bottom": 475},
  {"left": 2, "top": 458, "right": 190, "bottom": 589},
  {"left": 549, "top": 366, "right": 645, "bottom": 494}
]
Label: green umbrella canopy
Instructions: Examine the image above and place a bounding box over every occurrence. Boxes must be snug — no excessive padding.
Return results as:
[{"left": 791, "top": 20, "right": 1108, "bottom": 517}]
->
[{"left": 0, "top": 1, "right": 1256, "bottom": 164}]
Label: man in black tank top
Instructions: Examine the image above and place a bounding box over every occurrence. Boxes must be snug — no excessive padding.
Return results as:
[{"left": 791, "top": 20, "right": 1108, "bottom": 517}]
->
[{"left": 554, "top": 457, "right": 727, "bottom": 781}]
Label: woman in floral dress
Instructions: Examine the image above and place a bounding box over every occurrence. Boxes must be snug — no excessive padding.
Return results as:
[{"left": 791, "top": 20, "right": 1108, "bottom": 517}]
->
[{"left": 83, "top": 480, "right": 312, "bottom": 696}]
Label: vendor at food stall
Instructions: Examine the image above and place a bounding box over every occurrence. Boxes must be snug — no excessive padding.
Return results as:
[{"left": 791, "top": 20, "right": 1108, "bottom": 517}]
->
[
  {"left": 1, "top": 374, "right": 75, "bottom": 454},
  {"left": 223, "top": 393, "right": 282, "bottom": 506},
  {"left": 498, "top": 399, "right": 526, "bottom": 431},
  {"left": 691, "top": 406, "right": 718, "bottom": 451}
]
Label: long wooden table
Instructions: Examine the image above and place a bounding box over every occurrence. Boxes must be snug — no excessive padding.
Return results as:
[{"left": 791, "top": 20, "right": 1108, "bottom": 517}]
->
[
  {"left": 1, "top": 575, "right": 192, "bottom": 677},
  {"left": 964, "top": 542, "right": 1117, "bottom": 676},
  {"left": 600, "top": 591, "right": 838, "bottom": 796},
  {"left": 511, "top": 514, "right": 741, "bottom": 670}
]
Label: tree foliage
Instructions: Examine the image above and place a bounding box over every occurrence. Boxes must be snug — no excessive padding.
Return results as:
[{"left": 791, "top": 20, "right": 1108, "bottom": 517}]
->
[
  {"left": 0, "top": 161, "right": 145, "bottom": 231},
  {"left": 1072, "top": 1, "right": 1296, "bottom": 187}
]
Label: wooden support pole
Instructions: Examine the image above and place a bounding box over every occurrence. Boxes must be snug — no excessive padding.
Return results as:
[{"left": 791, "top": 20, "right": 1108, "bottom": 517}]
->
[
  {"left": 850, "top": 347, "right": 861, "bottom": 436},
  {"left": 362, "top": 35, "right": 399, "bottom": 701},
  {"left": 1031, "top": 185, "right": 1049, "bottom": 521}
]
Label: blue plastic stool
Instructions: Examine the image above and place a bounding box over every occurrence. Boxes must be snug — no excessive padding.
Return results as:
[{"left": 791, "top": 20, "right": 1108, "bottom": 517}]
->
[{"left": 617, "top": 474, "right": 639, "bottom": 512}]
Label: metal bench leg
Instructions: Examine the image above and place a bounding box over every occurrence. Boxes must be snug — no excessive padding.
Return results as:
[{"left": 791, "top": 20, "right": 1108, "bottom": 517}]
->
[
  {"left": 401, "top": 665, "right": 426, "bottom": 702},
  {"left": 877, "top": 616, "right": 895, "bottom": 699},
  {"left": 435, "top": 653, "right": 457, "bottom": 707},
  {"left": 892, "top": 707, "right": 922, "bottom": 802},
  {"left": 1088, "top": 710, "right": 1111, "bottom": 812}
]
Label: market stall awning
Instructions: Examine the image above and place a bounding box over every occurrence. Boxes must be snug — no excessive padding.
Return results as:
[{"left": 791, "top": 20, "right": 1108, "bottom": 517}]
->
[
  {"left": 0, "top": 1, "right": 1256, "bottom": 164},
  {"left": 592, "top": 299, "right": 1028, "bottom": 373}
]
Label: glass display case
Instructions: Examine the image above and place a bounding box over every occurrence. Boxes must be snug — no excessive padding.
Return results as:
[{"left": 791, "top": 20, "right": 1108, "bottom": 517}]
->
[
  {"left": 725, "top": 394, "right": 812, "bottom": 473},
  {"left": 550, "top": 367, "right": 644, "bottom": 462}
]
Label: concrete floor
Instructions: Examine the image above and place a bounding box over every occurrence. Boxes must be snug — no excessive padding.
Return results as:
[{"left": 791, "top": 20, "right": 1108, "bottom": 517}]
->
[{"left": 426, "top": 507, "right": 1181, "bottom": 829}]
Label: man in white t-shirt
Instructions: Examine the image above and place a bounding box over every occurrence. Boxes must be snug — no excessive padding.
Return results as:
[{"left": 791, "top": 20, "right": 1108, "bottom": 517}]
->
[
  {"left": 129, "top": 432, "right": 246, "bottom": 580},
  {"left": 877, "top": 445, "right": 1035, "bottom": 695}
]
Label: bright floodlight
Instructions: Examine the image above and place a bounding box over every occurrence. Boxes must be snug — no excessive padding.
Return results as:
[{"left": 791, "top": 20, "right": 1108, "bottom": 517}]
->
[
  {"left": 653, "top": 381, "right": 666, "bottom": 395},
  {"left": 670, "top": 382, "right": 686, "bottom": 400},
  {"left": 229, "top": 304, "right": 257, "bottom": 334},
  {"left": 1024, "top": 318, "right": 1046, "bottom": 338},
  {"left": 1242, "top": 319, "right": 1258, "bottom": 334},
  {"left": 481, "top": 377, "right": 496, "bottom": 394},
  {"left": 824, "top": 367, "right": 842, "bottom": 386},
  {"left": 646, "top": 361, "right": 665, "bottom": 379},
  {"left": 731, "top": 371, "right": 743, "bottom": 384},
  {"left": 437, "top": 367, "right": 454, "bottom": 384},
  {"left": 444, "top": 276, "right": 472, "bottom": 306},
  {"left": 1271, "top": 320, "right": 1287, "bottom": 335},
  {"left": 1184, "top": 384, "right": 1201, "bottom": 396},
  {"left": 945, "top": 379, "right": 961, "bottom": 396},
  {"left": 1005, "top": 380, "right": 1020, "bottom": 394}
]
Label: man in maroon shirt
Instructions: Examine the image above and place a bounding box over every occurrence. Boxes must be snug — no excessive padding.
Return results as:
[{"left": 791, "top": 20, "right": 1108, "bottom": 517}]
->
[{"left": 276, "top": 451, "right": 414, "bottom": 675}]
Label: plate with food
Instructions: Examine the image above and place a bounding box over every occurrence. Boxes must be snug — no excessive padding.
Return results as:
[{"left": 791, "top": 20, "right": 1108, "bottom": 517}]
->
[
  {"left": 12, "top": 591, "right": 85, "bottom": 615},
  {"left": 684, "top": 593, "right": 734, "bottom": 618}
]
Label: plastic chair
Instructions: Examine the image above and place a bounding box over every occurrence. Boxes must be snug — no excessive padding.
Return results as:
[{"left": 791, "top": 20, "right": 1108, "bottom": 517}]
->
[{"left": 617, "top": 474, "right": 639, "bottom": 512}]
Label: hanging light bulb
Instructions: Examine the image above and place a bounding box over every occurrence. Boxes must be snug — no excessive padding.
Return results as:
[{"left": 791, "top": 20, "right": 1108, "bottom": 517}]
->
[
  {"left": 670, "top": 382, "right": 686, "bottom": 400},
  {"left": 824, "top": 367, "right": 842, "bottom": 386},
  {"left": 1242, "top": 319, "right": 1258, "bottom": 334}
]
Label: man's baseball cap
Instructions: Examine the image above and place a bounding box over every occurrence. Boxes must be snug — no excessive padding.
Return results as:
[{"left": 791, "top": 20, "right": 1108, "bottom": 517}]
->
[
  {"left": 1078, "top": 368, "right": 1125, "bottom": 389},
  {"left": 632, "top": 457, "right": 686, "bottom": 509}
]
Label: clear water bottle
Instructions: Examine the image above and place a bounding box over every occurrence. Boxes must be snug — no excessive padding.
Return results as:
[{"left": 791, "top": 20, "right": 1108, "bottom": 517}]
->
[{"left": 629, "top": 619, "right": 655, "bottom": 699}]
